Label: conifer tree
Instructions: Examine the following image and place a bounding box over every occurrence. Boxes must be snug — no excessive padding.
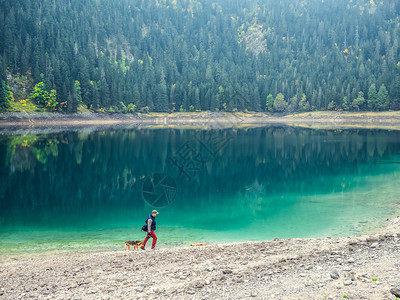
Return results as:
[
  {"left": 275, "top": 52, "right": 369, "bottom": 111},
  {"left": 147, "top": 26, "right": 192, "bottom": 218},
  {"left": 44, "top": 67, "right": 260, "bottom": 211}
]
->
[
  {"left": 367, "top": 84, "right": 378, "bottom": 111},
  {"left": 377, "top": 84, "right": 389, "bottom": 111}
]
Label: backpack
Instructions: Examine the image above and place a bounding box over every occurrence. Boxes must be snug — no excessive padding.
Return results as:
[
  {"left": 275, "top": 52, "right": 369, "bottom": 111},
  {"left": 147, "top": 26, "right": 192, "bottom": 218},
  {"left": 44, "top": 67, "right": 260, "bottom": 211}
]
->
[
  {"left": 141, "top": 219, "right": 147, "bottom": 231},
  {"left": 140, "top": 216, "right": 156, "bottom": 231}
]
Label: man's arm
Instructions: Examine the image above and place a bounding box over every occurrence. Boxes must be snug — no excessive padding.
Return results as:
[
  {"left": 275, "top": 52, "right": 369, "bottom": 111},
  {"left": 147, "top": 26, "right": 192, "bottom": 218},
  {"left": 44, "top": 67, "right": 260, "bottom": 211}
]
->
[{"left": 147, "top": 219, "right": 152, "bottom": 233}]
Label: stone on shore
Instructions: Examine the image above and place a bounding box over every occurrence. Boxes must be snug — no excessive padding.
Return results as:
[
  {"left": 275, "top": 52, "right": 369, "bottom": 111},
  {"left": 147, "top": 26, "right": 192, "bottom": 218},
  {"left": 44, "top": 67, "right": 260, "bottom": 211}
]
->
[
  {"left": 330, "top": 271, "right": 340, "bottom": 280},
  {"left": 390, "top": 286, "right": 400, "bottom": 297}
]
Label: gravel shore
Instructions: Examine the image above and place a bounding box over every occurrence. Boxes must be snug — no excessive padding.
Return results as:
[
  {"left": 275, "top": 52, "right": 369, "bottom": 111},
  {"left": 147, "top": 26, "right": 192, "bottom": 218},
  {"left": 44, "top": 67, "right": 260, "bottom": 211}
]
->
[
  {"left": 1, "top": 111, "right": 400, "bottom": 132},
  {"left": 1, "top": 217, "right": 399, "bottom": 300}
]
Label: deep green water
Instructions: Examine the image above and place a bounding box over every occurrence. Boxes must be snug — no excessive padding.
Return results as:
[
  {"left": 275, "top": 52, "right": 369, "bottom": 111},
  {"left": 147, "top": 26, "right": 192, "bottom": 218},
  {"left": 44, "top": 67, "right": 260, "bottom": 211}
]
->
[{"left": 1, "top": 126, "right": 400, "bottom": 258}]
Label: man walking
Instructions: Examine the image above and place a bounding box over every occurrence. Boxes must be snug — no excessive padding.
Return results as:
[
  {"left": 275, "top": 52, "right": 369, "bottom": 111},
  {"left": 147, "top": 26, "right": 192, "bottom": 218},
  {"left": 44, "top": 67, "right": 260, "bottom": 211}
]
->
[{"left": 141, "top": 210, "right": 158, "bottom": 250}]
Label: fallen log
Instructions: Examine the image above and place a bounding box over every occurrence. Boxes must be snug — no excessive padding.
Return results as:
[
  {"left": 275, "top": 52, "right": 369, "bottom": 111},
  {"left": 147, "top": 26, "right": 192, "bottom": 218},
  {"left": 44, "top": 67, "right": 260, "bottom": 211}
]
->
[{"left": 190, "top": 243, "right": 207, "bottom": 246}]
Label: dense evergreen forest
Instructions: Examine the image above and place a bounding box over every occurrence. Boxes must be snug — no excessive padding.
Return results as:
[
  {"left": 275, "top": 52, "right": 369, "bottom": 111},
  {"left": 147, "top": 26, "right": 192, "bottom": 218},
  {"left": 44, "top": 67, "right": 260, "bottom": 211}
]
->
[{"left": 0, "top": 0, "right": 400, "bottom": 113}]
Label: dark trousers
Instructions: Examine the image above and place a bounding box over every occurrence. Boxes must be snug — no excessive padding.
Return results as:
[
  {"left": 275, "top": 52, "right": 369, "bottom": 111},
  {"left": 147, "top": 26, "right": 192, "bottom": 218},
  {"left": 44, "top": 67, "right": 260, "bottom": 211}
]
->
[{"left": 142, "top": 231, "right": 157, "bottom": 248}]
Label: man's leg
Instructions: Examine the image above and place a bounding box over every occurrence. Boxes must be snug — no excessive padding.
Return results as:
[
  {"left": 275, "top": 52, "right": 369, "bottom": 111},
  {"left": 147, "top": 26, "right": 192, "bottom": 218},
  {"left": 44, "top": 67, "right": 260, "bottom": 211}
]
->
[
  {"left": 151, "top": 231, "right": 157, "bottom": 248},
  {"left": 142, "top": 234, "right": 150, "bottom": 249}
]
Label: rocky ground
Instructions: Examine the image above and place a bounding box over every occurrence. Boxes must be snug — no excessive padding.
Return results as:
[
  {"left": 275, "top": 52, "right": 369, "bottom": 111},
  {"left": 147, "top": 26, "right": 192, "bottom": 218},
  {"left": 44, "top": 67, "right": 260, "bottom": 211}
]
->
[
  {"left": 1, "top": 217, "right": 400, "bottom": 300},
  {"left": 1, "top": 111, "right": 400, "bottom": 132}
]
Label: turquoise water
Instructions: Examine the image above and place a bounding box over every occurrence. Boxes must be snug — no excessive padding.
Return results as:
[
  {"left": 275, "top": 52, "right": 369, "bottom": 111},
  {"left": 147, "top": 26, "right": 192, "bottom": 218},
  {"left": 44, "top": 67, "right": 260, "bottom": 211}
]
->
[{"left": 1, "top": 126, "right": 400, "bottom": 258}]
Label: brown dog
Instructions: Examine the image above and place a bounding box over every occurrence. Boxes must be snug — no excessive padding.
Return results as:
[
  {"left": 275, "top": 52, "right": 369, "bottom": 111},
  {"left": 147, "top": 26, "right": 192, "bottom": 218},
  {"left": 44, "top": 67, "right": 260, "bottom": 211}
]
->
[{"left": 125, "top": 240, "right": 143, "bottom": 251}]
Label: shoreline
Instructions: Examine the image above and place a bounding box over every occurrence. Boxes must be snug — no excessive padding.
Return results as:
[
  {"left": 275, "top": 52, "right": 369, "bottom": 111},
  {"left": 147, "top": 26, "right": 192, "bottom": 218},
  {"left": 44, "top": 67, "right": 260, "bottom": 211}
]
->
[
  {"left": 1, "top": 111, "right": 400, "bottom": 132},
  {"left": 1, "top": 216, "right": 399, "bottom": 299}
]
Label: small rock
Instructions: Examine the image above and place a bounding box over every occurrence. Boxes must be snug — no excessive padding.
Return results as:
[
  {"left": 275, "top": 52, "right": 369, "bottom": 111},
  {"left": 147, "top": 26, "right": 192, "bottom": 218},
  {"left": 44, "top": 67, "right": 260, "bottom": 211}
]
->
[
  {"left": 390, "top": 286, "right": 400, "bottom": 297},
  {"left": 76, "top": 280, "right": 87, "bottom": 286},
  {"left": 222, "top": 270, "right": 232, "bottom": 274},
  {"left": 344, "top": 272, "right": 356, "bottom": 281},
  {"left": 135, "top": 286, "right": 144, "bottom": 292},
  {"left": 330, "top": 271, "right": 340, "bottom": 280},
  {"left": 251, "top": 291, "right": 258, "bottom": 297},
  {"left": 371, "top": 242, "right": 379, "bottom": 248},
  {"left": 193, "top": 280, "right": 205, "bottom": 288},
  {"left": 347, "top": 258, "right": 355, "bottom": 263},
  {"left": 343, "top": 279, "right": 352, "bottom": 286},
  {"left": 187, "top": 290, "right": 195, "bottom": 295}
]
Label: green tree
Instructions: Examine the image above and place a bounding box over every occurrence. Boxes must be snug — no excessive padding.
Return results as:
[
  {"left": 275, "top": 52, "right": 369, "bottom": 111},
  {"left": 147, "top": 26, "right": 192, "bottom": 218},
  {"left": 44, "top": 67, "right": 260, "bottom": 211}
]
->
[
  {"left": 133, "top": 84, "right": 141, "bottom": 108},
  {"left": 194, "top": 87, "right": 201, "bottom": 111},
  {"left": 351, "top": 91, "right": 365, "bottom": 111},
  {"left": 30, "top": 81, "right": 58, "bottom": 111},
  {"left": 74, "top": 80, "right": 83, "bottom": 105},
  {"left": 127, "top": 103, "right": 136, "bottom": 113},
  {"left": 89, "top": 81, "right": 100, "bottom": 110},
  {"left": 156, "top": 76, "right": 168, "bottom": 112},
  {"left": 30, "top": 82, "right": 47, "bottom": 107},
  {"left": 211, "top": 86, "right": 223, "bottom": 111},
  {"left": 273, "top": 93, "right": 288, "bottom": 112},
  {"left": 327, "top": 101, "right": 336, "bottom": 110},
  {"left": 367, "top": 84, "right": 378, "bottom": 111},
  {"left": 390, "top": 75, "right": 400, "bottom": 110},
  {"left": 288, "top": 94, "right": 298, "bottom": 112},
  {"left": 1, "top": 81, "right": 14, "bottom": 110},
  {"left": 68, "top": 84, "right": 79, "bottom": 113},
  {"left": 252, "top": 88, "right": 261, "bottom": 111},
  {"left": 342, "top": 96, "right": 349, "bottom": 111},
  {"left": 0, "top": 81, "right": 6, "bottom": 110},
  {"left": 0, "top": 57, "right": 9, "bottom": 110},
  {"left": 78, "top": 58, "right": 91, "bottom": 105},
  {"left": 377, "top": 84, "right": 389, "bottom": 111},
  {"left": 46, "top": 89, "right": 57, "bottom": 111},
  {"left": 298, "top": 94, "right": 310, "bottom": 111},
  {"left": 265, "top": 94, "right": 274, "bottom": 112}
]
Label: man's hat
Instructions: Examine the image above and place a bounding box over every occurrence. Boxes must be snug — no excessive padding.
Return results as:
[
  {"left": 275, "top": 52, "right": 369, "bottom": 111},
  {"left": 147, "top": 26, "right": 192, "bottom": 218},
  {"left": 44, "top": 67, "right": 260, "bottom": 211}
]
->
[{"left": 152, "top": 210, "right": 159, "bottom": 215}]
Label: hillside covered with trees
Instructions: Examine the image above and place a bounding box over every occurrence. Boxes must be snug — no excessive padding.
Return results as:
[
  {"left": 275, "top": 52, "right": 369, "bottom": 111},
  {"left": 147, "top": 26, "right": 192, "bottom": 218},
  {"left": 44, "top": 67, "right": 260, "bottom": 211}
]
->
[{"left": 0, "top": 0, "right": 400, "bottom": 113}]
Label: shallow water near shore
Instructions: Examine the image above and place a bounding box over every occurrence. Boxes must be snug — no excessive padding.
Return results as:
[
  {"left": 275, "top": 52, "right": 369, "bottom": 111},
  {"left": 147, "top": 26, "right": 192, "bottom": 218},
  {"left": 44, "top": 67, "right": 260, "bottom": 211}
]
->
[{"left": 1, "top": 126, "right": 400, "bottom": 259}]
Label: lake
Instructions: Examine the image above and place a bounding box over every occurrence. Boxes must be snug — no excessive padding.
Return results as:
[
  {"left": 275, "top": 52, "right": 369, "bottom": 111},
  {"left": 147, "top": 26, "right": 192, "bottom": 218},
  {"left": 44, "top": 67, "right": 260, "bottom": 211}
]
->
[{"left": 1, "top": 125, "right": 400, "bottom": 258}]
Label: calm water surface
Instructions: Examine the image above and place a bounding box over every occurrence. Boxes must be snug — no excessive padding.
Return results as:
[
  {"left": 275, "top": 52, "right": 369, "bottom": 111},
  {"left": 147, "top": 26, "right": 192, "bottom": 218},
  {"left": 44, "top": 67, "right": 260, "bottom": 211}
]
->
[{"left": 1, "top": 126, "right": 400, "bottom": 258}]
